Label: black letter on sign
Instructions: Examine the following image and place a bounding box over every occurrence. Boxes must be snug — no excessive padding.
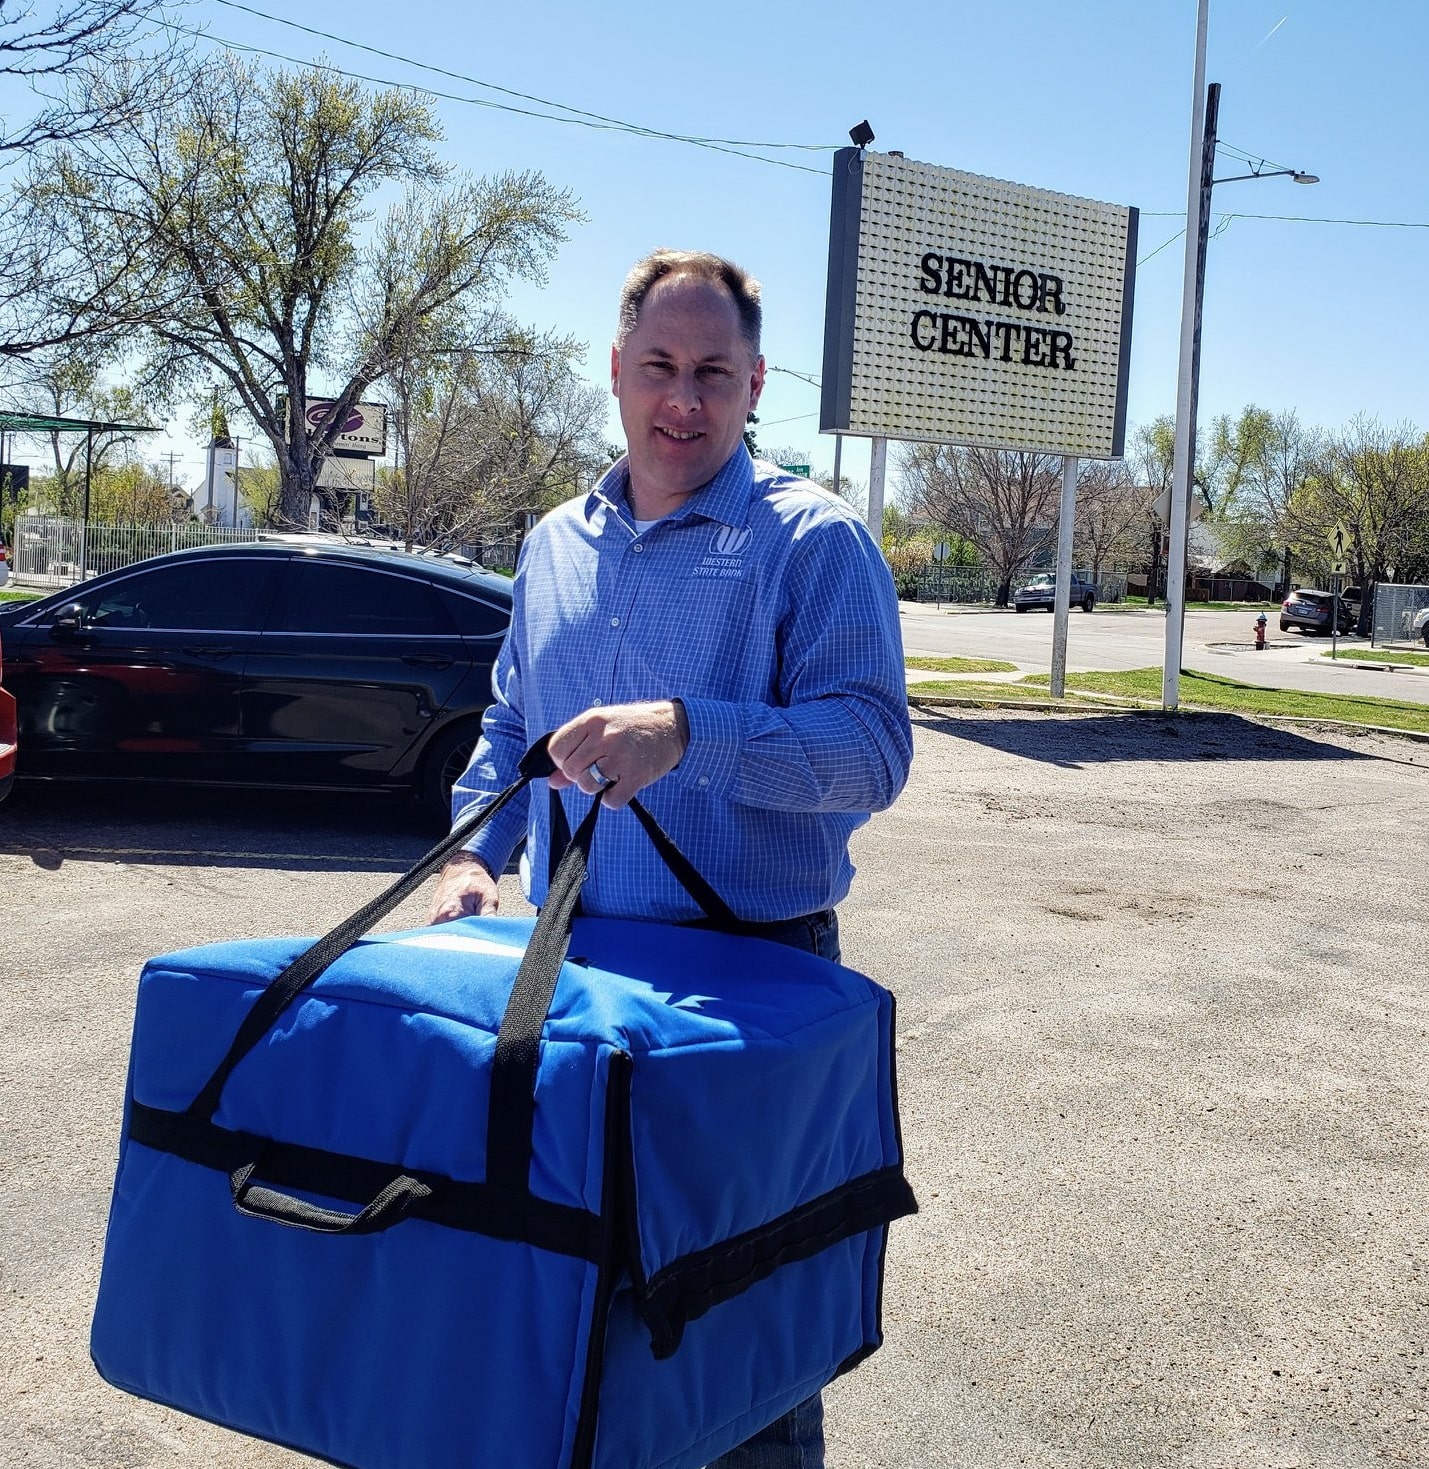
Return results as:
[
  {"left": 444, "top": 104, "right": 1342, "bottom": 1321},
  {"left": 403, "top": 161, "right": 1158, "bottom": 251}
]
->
[
  {"left": 919, "top": 253, "right": 942, "bottom": 295},
  {"left": 1038, "top": 274, "right": 1067, "bottom": 315},
  {"left": 1012, "top": 270, "right": 1040, "bottom": 310},
  {"left": 939, "top": 313, "right": 962, "bottom": 355},
  {"left": 910, "top": 311, "right": 938, "bottom": 350},
  {"left": 1048, "top": 330, "right": 1076, "bottom": 369}
]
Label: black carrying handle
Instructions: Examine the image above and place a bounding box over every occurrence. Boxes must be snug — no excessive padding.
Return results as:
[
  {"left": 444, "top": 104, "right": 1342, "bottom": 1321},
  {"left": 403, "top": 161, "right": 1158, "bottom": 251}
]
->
[
  {"left": 186, "top": 735, "right": 744, "bottom": 1194},
  {"left": 229, "top": 1158, "right": 432, "bottom": 1235}
]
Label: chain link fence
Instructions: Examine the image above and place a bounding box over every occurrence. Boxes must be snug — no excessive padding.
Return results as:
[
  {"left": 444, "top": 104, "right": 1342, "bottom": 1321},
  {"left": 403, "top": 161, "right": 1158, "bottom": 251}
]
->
[
  {"left": 909, "top": 565, "right": 1127, "bottom": 605},
  {"left": 1372, "top": 583, "right": 1429, "bottom": 649}
]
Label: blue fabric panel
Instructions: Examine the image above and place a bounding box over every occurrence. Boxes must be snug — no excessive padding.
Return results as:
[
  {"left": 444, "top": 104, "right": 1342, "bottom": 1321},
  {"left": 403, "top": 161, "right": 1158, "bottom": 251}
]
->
[
  {"left": 94, "top": 910, "right": 907, "bottom": 1469},
  {"left": 92, "top": 1149, "right": 598, "bottom": 1469},
  {"left": 593, "top": 1236, "right": 885, "bottom": 1469}
]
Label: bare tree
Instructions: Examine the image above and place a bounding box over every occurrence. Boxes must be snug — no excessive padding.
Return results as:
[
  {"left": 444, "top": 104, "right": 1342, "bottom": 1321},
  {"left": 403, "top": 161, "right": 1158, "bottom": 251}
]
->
[
  {"left": 1074, "top": 459, "right": 1151, "bottom": 581},
  {"left": 376, "top": 333, "right": 606, "bottom": 552},
  {"left": 898, "top": 442, "right": 1060, "bottom": 605}
]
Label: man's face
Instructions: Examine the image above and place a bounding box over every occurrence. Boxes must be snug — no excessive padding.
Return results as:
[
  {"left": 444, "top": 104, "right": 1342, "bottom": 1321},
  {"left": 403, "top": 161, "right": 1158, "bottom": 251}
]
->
[{"left": 611, "top": 273, "right": 765, "bottom": 510}]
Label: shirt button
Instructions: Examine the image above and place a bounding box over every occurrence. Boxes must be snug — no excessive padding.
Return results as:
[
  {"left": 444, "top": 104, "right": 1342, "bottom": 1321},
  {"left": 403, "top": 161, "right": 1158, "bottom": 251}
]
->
[
  {"left": 632, "top": 543, "right": 644, "bottom": 554},
  {"left": 610, "top": 616, "right": 620, "bottom": 627},
  {"left": 697, "top": 776, "right": 709, "bottom": 787},
  {"left": 591, "top": 698, "right": 602, "bottom": 707}
]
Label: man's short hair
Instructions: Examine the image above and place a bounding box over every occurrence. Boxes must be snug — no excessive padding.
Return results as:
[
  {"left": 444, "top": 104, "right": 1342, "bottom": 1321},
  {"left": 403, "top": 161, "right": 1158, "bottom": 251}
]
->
[{"left": 617, "top": 249, "right": 762, "bottom": 358}]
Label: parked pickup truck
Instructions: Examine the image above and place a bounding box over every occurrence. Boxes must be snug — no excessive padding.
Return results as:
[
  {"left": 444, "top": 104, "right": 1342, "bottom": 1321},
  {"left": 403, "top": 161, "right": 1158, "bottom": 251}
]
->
[{"left": 1013, "top": 570, "right": 1098, "bottom": 613}]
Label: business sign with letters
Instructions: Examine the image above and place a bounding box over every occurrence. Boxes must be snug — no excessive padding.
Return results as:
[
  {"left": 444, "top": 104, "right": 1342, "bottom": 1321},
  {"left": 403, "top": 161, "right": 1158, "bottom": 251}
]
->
[
  {"left": 820, "top": 149, "right": 1138, "bottom": 459},
  {"left": 305, "top": 399, "right": 387, "bottom": 458}
]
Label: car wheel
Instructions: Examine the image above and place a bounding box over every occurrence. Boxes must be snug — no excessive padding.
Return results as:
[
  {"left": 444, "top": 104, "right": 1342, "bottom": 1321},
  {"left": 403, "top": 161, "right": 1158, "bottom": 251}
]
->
[
  {"left": 1015, "top": 603, "right": 1027, "bottom": 613},
  {"left": 1279, "top": 619, "right": 1291, "bottom": 632},
  {"left": 420, "top": 718, "right": 483, "bottom": 828},
  {"left": 1082, "top": 594, "right": 1096, "bottom": 612},
  {"left": 1422, "top": 625, "right": 1429, "bottom": 650}
]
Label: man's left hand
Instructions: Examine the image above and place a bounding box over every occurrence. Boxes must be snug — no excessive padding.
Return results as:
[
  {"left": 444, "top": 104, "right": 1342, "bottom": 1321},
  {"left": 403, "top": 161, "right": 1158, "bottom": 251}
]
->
[{"left": 547, "top": 700, "right": 690, "bottom": 809}]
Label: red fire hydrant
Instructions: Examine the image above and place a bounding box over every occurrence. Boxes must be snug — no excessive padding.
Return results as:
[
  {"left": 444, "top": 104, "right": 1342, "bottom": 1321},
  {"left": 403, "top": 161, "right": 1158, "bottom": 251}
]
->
[{"left": 1254, "top": 612, "right": 1268, "bottom": 650}]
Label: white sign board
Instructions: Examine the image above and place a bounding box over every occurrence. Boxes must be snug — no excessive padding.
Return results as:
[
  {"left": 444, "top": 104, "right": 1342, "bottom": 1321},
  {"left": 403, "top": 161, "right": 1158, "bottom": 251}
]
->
[
  {"left": 305, "top": 399, "right": 387, "bottom": 457},
  {"left": 316, "top": 455, "right": 375, "bottom": 495},
  {"left": 821, "top": 149, "right": 1137, "bottom": 459}
]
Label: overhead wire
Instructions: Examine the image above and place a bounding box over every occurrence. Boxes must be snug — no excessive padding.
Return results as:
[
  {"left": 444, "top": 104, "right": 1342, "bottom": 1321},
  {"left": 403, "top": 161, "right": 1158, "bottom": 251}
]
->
[
  {"left": 165, "top": 2, "right": 833, "bottom": 175},
  {"left": 164, "top": 8, "right": 1429, "bottom": 223},
  {"left": 210, "top": 0, "right": 833, "bottom": 151}
]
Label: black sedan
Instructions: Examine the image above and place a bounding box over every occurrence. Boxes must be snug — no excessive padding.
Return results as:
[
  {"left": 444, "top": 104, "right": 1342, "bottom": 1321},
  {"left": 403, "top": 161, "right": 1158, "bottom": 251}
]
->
[
  {"left": 0, "top": 541, "right": 512, "bottom": 821},
  {"left": 1279, "top": 588, "right": 1355, "bottom": 636}
]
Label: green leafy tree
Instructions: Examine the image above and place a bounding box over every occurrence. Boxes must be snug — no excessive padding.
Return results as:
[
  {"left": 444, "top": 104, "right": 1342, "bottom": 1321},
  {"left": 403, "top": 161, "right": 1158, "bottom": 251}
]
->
[
  {"left": 0, "top": 344, "right": 156, "bottom": 515},
  {"left": 38, "top": 54, "right": 581, "bottom": 527}
]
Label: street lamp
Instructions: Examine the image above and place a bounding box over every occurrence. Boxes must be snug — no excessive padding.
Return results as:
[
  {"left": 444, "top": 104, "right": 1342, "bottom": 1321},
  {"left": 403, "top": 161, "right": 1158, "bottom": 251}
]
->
[{"left": 1162, "top": 61, "right": 1318, "bottom": 711}]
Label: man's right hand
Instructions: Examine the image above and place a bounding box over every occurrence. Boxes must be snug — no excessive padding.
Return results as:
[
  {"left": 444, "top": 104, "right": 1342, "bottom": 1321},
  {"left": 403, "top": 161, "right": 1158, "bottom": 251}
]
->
[{"left": 426, "top": 851, "right": 500, "bottom": 924}]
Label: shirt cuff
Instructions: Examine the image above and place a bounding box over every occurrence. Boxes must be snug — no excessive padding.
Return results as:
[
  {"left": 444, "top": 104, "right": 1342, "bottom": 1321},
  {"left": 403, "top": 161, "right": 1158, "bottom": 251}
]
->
[{"left": 673, "top": 696, "right": 742, "bottom": 797}]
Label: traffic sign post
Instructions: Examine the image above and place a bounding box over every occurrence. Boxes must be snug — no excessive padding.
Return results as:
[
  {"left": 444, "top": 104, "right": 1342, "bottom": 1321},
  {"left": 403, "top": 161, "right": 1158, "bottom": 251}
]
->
[
  {"left": 1328, "top": 525, "right": 1351, "bottom": 659},
  {"left": 932, "top": 540, "right": 950, "bottom": 609}
]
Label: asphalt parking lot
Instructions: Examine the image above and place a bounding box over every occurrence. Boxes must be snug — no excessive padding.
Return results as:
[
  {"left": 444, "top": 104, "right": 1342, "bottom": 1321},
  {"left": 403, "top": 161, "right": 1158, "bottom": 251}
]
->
[{"left": 2, "top": 711, "right": 1426, "bottom": 1468}]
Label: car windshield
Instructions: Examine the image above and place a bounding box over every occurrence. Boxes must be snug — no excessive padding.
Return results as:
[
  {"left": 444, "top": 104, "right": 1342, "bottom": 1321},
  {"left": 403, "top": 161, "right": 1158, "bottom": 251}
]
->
[{"left": 1026, "top": 575, "right": 1054, "bottom": 587}]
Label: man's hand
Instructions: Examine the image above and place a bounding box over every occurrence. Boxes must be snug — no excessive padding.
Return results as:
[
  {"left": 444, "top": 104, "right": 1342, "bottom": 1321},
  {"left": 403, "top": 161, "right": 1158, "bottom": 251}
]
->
[
  {"left": 426, "top": 851, "right": 500, "bottom": 925},
  {"left": 547, "top": 700, "right": 690, "bottom": 810}
]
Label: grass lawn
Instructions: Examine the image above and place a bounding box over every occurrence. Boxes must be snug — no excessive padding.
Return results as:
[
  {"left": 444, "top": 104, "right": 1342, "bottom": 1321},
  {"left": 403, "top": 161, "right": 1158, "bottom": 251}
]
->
[
  {"left": 906, "top": 679, "right": 1107, "bottom": 707},
  {"left": 910, "top": 666, "right": 1429, "bottom": 734},
  {"left": 0, "top": 588, "right": 39, "bottom": 603},
  {"left": 906, "top": 655, "right": 1017, "bottom": 674},
  {"left": 1321, "top": 647, "right": 1429, "bottom": 668}
]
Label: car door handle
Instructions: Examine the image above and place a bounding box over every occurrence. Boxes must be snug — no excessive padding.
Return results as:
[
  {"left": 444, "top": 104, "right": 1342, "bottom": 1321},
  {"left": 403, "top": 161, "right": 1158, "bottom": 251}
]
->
[
  {"left": 186, "top": 645, "right": 235, "bottom": 659},
  {"left": 402, "top": 654, "right": 453, "bottom": 669}
]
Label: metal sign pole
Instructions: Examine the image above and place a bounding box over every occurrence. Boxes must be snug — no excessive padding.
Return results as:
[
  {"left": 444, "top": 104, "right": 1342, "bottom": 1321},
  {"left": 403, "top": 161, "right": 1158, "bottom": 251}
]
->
[
  {"left": 1164, "top": 0, "right": 1212, "bottom": 711},
  {"left": 867, "top": 438, "right": 887, "bottom": 545},
  {"left": 1050, "top": 455, "right": 1079, "bottom": 699}
]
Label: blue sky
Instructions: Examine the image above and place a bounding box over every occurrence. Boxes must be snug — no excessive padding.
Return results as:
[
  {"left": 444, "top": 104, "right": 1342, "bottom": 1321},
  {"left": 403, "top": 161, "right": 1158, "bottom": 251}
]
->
[{"left": 29, "top": 1, "right": 1429, "bottom": 486}]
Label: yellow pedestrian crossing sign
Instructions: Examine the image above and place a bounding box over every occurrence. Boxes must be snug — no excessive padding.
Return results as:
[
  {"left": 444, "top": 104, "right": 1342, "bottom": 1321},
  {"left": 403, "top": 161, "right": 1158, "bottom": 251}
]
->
[{"left": 1329, "top": 523, "right": 1350, "bottom": 561}]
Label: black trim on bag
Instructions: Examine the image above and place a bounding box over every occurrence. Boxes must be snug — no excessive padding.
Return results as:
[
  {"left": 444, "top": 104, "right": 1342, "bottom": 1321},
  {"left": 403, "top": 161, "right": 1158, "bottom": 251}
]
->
[
  {"left": 635, "top": 1165, "right": 918, "bottom": 1360},
  {"left": 570, "top": 1052, "right": 634, "bottom": 1469},
  {"left": 129, "top": 1102, "right": 603, "bottom": 1262}
]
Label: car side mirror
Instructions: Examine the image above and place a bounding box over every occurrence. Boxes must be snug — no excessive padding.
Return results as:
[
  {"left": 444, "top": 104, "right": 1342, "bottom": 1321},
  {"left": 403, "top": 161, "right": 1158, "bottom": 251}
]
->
[{"left": 50, "top": 604, "right": 90, "bottom": 640}]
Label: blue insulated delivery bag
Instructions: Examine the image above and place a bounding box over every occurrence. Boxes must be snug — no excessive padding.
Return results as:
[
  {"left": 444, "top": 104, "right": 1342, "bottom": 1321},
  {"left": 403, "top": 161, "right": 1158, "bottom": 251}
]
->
[{"left": 91, "top": 739, "right": 916, "bottom": 1469}]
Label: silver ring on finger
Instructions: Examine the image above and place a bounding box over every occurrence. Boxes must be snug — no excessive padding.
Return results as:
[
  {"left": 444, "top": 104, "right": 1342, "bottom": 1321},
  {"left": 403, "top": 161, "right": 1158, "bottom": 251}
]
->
[{"left": 588, "top": 759, "right": 612, "bottom": 787}]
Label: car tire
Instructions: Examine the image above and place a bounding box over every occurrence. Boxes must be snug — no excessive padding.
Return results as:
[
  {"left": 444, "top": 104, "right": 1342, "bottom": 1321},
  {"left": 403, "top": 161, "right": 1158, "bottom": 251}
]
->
[
  {"left": 1279, "top": 619, "right": 1291, "bottom": 632},
  {"left": 1422, "top": 625, "right": 1429, "bottom": 650},
  {"left": 420, "top": 718, "right": 483, "bottom": 829},
  {"left": 1015, "top": 604, "right": 1028, "bottom": 613},
  {"left": 1082, "top": 594, "right": 1096, "bottom": 612}
]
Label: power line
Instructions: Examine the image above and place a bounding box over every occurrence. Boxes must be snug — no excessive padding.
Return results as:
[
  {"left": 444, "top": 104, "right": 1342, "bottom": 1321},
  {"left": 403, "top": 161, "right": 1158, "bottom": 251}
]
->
[
  {"left": 169, "top": 5, "right": 831, "bottom": 176},
  {"left": 211, "top": 0, "right": 834, "bottom": 152},
  {"left": 1141, "top": 209, "right": 1429, "bottom": 227}
]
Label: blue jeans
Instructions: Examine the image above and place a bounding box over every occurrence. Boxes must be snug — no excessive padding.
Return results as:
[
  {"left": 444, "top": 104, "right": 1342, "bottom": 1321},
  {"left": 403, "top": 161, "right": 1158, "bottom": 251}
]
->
[{"left": 702, "top": 909, "right": 839, "bottom": 1469}]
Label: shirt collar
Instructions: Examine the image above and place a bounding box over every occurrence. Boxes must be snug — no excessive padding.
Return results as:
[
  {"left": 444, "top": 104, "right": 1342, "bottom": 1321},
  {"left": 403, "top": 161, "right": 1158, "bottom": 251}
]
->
[{"left": 586, "top": 445, "right": 755, "bottom": 531}]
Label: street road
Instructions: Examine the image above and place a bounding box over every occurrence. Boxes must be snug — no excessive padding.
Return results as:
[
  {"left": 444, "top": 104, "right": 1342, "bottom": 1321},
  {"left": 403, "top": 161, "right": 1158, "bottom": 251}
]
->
[
  {"left": 899, "top": 603, "right": 1429, "bottom": 704},
  {"left": 2, "top": 715, "right": 1426, "bottom": 1468}
]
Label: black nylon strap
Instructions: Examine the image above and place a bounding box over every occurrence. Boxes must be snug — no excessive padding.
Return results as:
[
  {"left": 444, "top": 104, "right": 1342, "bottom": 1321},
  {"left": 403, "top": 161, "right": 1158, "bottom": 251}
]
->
[
  {"left": 636, "top": 1164, "right": 919, "bottom": 1359},
  {"left": 186, "top": 738, "right": 557, "bottom": 1123},
  {"left": 485, "top": 793, "right": 603, "bottom": 1190},
  {"left": 131, "top": 1102, "right": 602, "bottom": 1259},
  {"left": 627, "top": 796, "right": 742, "bottom": 929}
]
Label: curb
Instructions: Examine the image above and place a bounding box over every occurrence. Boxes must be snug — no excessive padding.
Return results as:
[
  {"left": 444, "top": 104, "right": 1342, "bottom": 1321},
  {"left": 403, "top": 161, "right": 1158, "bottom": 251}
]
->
[{"left": 905, "top": 691, "right": 1429, "bottom": 745}]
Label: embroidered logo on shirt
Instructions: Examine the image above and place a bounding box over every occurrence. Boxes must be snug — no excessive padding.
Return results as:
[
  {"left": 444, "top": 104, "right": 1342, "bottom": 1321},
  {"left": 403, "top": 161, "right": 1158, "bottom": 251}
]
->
[
  {"left": 694, "top": 524, "right": 751, "bottom": 580},
  {"left": 710, "top": 526, "right": 752, "bottom": 556}
]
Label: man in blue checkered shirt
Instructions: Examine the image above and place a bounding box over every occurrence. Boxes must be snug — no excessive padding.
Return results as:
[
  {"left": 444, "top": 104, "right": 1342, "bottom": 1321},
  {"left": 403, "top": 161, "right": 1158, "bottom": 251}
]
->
[{"left": 428, "top": 248, "right": 911, "bottom": 1467}]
